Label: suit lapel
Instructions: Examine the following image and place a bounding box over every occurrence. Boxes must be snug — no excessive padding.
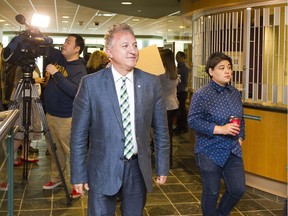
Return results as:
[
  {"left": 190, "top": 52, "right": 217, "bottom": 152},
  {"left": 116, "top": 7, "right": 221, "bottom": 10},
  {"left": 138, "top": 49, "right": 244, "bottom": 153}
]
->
[
  {"left": 133, "top": 69, "right": 143, "bottom": 123},
  {"left": 104, "top": 69, "right": 123, "bottom": 130}
]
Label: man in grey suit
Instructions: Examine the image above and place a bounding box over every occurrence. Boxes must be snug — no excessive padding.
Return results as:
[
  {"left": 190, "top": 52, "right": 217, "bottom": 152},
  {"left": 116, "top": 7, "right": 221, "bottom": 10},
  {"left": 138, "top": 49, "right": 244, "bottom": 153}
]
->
[{"left": 70, "top": 23, "right": 170, "bottom": 215}]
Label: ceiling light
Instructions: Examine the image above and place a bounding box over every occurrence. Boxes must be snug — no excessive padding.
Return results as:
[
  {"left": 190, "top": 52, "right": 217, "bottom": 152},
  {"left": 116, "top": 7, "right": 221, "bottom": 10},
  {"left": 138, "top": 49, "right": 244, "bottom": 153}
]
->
[
  {"left": 31, "top": 14, "right": 50, "bottom": 28},
  {"left": 0, "top": 19, "right": 5, "bottom": 22},
  {"left": 121, "top": 1, "right": 132, "bottom": 5},
  {"left": 62, "top": 20, "right": 68, "bottom": 23},
  {"left": 98, "top": 13, "right": 115, "bottom": 17},
  {"left": 62, "top": 16, "right": 69, "bottom": 19},
  {"left": 132, "top": 19, "right": 140, "bottom": 22},
  {"left": 4, "top": 23, "right": 10, "bottom": 26},
  {"left": 179, "top": 26, "right": 185, "bottom": 29}
]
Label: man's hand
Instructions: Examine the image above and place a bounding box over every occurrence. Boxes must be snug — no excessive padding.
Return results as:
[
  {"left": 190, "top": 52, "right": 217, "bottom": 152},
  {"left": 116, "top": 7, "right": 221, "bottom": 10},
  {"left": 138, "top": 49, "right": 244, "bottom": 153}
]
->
[
  {"left": 73, "top": 183, "right": 89, "bottom": 196},
  {"left": 156, "top": 176, "right": 167, "bottom": 185},
  {"left": 46, "top": 64, "right": 58, "bottom": 75}
]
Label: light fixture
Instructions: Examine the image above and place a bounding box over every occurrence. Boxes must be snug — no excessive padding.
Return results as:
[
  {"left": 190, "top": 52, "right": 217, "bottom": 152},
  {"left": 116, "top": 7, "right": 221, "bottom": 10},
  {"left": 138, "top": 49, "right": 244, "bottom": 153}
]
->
[
  {"left": 0, "top": 19, "right": 5, "bottom": 22},
  {"left": 98, "top": 13, "right": 115, "bottom": 17},
  {"left": 31, "top": 14, "right": 50, "bottom": 28},
  {"left": 121, "top": 1, "right": 132, "bottom": 5}
]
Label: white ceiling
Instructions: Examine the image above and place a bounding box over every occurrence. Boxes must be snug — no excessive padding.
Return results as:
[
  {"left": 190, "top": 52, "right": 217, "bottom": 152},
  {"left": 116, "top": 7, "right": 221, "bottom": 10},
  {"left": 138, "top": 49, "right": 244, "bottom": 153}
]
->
[{"left": 0, "top": 0, "right": 192, "bottom": 39}]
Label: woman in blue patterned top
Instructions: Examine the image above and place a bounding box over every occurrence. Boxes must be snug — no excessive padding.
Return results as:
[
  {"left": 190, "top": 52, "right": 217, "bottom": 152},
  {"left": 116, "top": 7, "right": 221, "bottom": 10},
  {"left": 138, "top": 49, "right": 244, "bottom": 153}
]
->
[{"left": 188, "top": 52, "right": 245, "bottom": 216}]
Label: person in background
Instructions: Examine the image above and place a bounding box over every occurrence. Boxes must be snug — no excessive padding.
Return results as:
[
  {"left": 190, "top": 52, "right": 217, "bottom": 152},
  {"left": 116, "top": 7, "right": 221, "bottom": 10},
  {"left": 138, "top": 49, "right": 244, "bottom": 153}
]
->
[
  {"left": 174, "top": 51, "right": 190, "bottom": 134},
  {"left": 0, "top": 66, "right": 44, "bottom": 191},
  {"left": 84, "top": 52, "right": 91, "bottom": 64},
  {"left": 42, "top": 34, "right": 87, "bottom": 200},
  {"left": 70, "top": 23, "right": 170, "bottom": 215},
  {"left": 86, "top": 50, "right": 109, "bottom": 74},
  {"left": 159, "top": 49, "right": 178, "bottom": 168},
  {"left": 188, "top": 52, "right": 245, "bottom": 216}
]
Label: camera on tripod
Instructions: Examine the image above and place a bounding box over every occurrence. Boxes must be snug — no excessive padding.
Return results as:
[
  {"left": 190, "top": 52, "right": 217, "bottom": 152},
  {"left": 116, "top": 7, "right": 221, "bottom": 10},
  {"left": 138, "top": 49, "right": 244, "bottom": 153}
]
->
[{"left": 2, "top": 14, "right": 53, "bottom": 73}]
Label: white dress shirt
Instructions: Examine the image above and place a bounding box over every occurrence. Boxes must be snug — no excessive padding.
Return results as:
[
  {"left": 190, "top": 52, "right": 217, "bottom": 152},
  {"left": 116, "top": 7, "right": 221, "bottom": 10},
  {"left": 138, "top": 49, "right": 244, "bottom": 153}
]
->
[{"left": 112, "top": 66, "right": 138, "bottom": 154}]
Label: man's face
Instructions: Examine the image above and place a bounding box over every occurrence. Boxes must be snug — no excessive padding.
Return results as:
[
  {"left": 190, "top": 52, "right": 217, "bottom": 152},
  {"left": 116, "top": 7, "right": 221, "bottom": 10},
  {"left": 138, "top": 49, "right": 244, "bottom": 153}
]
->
[
  {"left": 105, "top": 31, "right": 139, "bottom": 74},
  {"left": 61, "top": 36, "right": 80, "bottom": 60}
]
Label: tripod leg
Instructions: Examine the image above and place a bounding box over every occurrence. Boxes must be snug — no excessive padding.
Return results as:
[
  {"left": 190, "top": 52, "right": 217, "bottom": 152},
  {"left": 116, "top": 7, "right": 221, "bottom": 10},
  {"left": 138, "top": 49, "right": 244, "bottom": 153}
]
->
[
  {"left": 8, "top": 79, "right": 29, "bottom": 181},
  {"left": 32, "top": 85, "right": 72, "bottom": 205}
]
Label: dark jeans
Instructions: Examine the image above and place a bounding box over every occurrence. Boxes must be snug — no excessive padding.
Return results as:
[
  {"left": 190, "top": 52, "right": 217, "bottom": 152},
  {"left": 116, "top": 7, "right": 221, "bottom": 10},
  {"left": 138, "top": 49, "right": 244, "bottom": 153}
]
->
[
  {"left": 195, "top": 153, "right": 246, "bottom": 216},
  {"left": 176, "top": 91, "right": 188, "bottom": 131}
]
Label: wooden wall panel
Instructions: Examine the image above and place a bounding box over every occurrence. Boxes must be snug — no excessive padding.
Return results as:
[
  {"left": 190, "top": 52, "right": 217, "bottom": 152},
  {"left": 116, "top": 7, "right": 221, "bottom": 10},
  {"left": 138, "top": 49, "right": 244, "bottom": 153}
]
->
[{"left": 242, "top": 107, "right": 287, "bottom": 182}]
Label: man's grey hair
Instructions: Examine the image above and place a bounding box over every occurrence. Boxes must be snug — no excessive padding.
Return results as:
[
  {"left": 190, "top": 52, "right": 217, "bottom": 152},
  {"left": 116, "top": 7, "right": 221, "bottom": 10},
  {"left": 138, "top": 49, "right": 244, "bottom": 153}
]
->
[{"left": 104, "top": 23, "right": 135, "bottom": 48}]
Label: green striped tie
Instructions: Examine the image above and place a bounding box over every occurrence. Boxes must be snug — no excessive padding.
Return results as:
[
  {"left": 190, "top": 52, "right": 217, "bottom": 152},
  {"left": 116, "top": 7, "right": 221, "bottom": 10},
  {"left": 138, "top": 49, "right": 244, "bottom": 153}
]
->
[{"left": 120, "top": 77, "right": 133, "bottom": 159}]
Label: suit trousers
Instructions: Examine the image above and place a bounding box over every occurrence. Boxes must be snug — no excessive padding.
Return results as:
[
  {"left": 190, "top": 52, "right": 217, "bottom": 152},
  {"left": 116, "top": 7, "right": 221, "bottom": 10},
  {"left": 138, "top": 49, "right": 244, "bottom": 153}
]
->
[{"left": 88, "top": 158, "right": 147, "bottom": 216}]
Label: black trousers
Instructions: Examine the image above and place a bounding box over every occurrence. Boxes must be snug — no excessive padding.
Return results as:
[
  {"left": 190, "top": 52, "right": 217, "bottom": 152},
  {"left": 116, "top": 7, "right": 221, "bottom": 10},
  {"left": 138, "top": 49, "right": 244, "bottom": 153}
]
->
[{"left": 176, "top": 91, "right": 188, "bottom": 131}]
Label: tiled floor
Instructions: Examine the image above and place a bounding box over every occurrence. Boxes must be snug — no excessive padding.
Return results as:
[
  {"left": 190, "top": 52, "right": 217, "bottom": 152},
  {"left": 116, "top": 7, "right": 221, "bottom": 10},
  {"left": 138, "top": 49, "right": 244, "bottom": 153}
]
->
[{"left": 0, "top": 131, "right": 286, "bottom": 216}]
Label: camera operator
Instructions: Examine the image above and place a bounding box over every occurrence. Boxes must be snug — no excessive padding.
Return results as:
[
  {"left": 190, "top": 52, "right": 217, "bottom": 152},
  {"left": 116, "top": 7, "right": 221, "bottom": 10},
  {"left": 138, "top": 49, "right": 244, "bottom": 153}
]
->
[{"left": 42, "top": 34, "right": 87, "bottom": 199}]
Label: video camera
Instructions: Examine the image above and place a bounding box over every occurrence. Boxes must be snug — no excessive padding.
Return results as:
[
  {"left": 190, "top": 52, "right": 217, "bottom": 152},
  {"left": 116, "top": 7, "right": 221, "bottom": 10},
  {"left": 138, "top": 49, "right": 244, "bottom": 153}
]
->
[{"left": 2, "top": 14, "right": 53, "bottom": 72}]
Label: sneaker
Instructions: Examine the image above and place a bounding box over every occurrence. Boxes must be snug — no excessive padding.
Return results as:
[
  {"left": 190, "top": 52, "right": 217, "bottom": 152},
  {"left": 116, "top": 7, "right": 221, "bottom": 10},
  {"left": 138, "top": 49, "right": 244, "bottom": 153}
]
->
[
  {"left": 20, "top": 157, "right": 39, "bottom": 163},
  {"left": 13, "top": 160, "right": 23, "bottom": 167},
  {"left": 70, "top": 188, "right": 81, "bottom": 199},
  {"left": 0, "top": 183, "right": 8, "bottom": 191},
  {"left": 42, "top": 181, "right": 62, "bottom": 190}
]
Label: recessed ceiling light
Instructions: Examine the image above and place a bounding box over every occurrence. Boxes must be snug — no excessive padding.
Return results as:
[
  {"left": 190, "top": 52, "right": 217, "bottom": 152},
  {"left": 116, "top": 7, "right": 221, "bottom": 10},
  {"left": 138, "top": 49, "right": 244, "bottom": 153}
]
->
[
  {"left": 62, "top": 20, "right": 68, "bottom": 23},
  {"left": 4, "top": 23, "right": 10, "bottom": 26},
  {"left": 121, "top": 1, "right": 132, "bottom": 5},
  {"left": 98, "top": 13, "right": 115, "bottom": 17},
  {"left": 179, "top": 26, "right": 185, "bottom": 29},
  {"left": 167, "top": 20, "right": 174, "bottom": 23},
  {"left": 0, "top": 19, "right": 5, "bottom": 22},
  {"left": 62, "top": 16, "right": 69, "bottom": 19},
  {"left": 132, "top": 18, "right": 140, "bottom": 22}
]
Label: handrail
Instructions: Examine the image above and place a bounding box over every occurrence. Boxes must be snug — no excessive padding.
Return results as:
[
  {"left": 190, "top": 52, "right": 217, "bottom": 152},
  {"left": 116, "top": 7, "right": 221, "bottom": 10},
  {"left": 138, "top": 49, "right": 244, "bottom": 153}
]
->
[
  {"left": 0, "top": 110, "right": 20, "bottom": 143},
  {"left": 0, "top": 109, "right": 20, "bottom": 216}
]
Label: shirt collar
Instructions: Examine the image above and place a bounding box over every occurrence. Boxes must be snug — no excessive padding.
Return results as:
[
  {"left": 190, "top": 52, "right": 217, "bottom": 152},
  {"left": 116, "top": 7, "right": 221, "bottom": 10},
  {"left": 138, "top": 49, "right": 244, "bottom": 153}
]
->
[
  {"left": 112, "top": 65, "right": 134, "bottom": 83},
  {"left": 210, "top": 80, "right": 233, "bottom": 93}
]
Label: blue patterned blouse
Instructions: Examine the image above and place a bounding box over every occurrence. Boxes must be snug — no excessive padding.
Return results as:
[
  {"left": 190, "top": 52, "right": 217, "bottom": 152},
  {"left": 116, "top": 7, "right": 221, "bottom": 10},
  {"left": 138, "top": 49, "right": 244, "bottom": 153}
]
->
[{"left": 188, "top": 80, "right": 245, "bottom": 167}]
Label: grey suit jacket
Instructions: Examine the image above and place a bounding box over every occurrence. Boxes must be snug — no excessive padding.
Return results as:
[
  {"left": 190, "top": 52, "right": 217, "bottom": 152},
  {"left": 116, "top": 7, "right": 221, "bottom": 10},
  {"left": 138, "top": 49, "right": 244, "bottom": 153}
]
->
[{"left": 70, "top": 67, "right": 170, "bottom": 195}]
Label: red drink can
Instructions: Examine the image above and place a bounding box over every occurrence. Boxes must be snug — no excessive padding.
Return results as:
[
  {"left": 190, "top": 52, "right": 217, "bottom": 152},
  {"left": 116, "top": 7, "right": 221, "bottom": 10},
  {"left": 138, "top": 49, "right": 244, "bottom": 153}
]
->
[{"left": 230, "top": 116, "right": 240, "bottom": 126}]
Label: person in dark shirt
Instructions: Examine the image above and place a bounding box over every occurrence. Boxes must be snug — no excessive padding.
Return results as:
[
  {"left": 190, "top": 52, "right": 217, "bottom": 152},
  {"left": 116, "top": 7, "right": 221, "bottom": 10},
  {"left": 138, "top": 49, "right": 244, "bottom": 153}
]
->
[
  {"left": 174, "top": 51, "right": 190, "bottom": 134},
  {"left": 42, "top": 34, "right": 87, "bottom": 199},
  {"left": 188, "top": 52, "right": 245, "bottom": 216}
]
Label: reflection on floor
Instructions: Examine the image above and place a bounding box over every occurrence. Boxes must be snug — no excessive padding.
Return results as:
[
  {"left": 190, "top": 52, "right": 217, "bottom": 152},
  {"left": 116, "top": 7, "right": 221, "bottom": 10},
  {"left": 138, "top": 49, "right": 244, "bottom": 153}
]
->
[{"left": 0, "top": 131, "right": 285, "bottom": 216}]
